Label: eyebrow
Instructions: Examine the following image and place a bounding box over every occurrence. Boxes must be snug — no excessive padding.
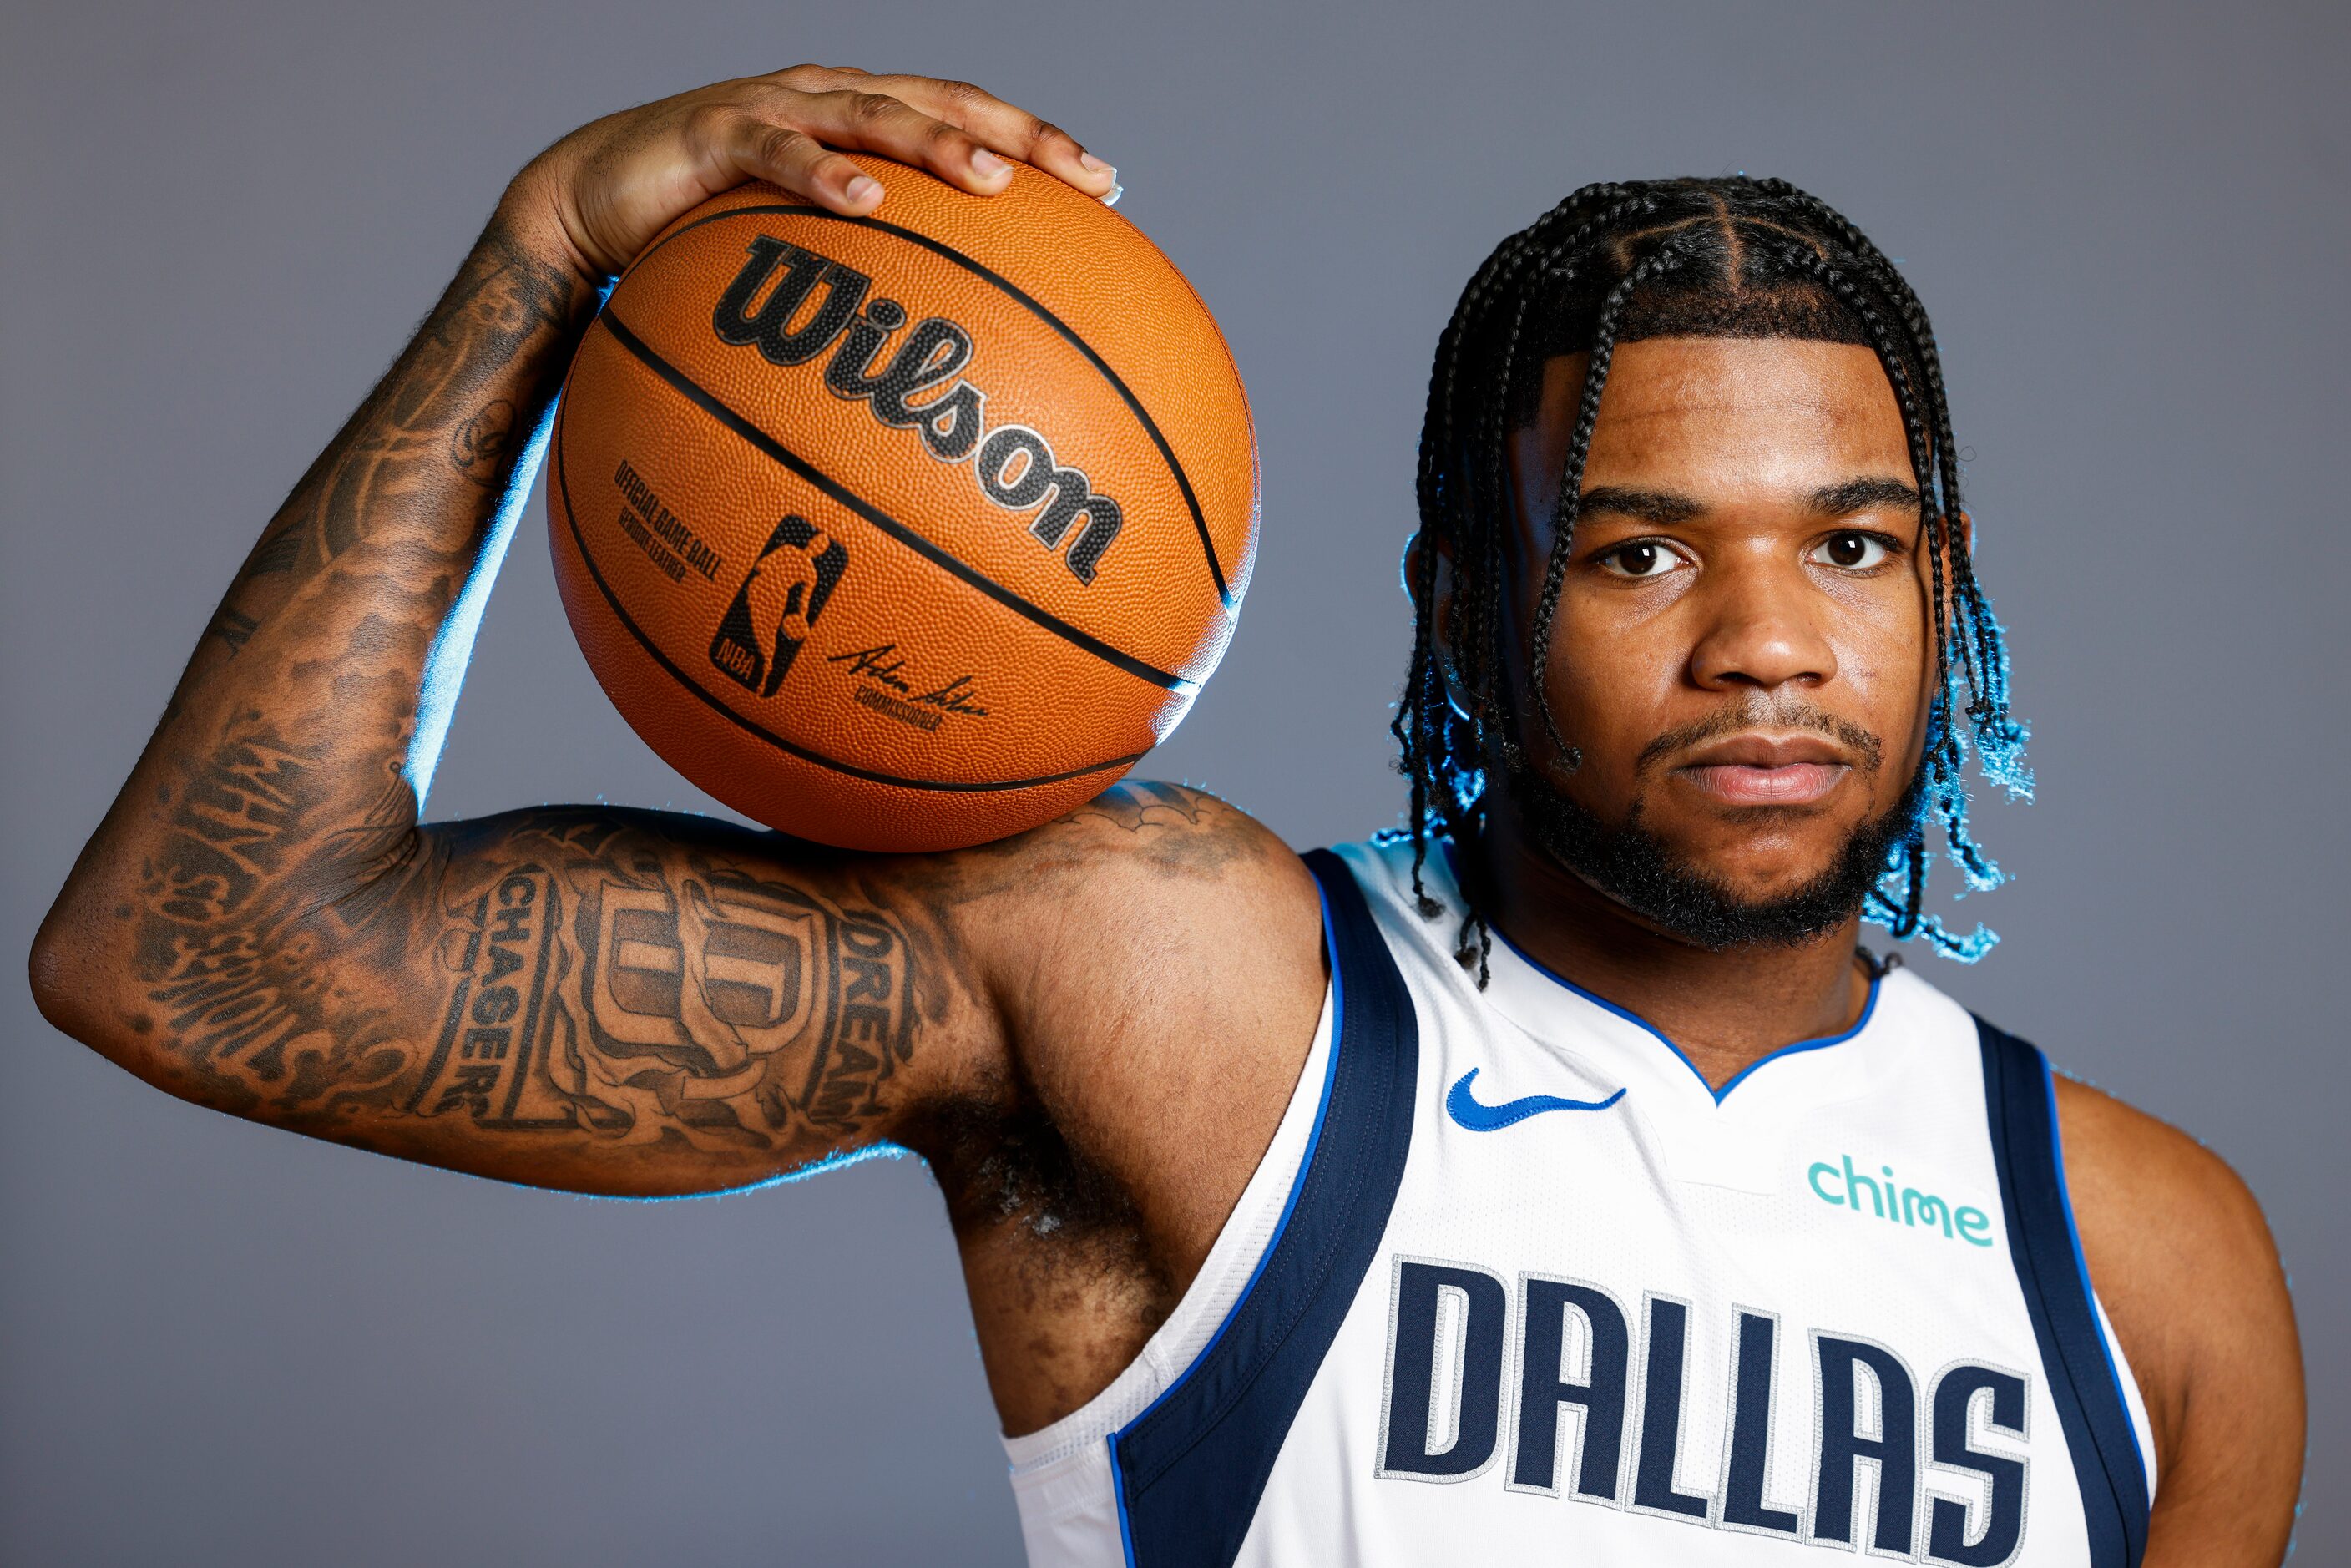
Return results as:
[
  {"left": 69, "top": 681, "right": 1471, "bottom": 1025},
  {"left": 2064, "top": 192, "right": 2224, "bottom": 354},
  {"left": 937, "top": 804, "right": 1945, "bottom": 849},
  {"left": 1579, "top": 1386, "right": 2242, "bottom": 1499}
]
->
[
  {"left": 1571, "top": 477, "right": 1922, "bottom": 524},
  {"left": 1809, "top": 477, "right": 1923, "bottom": 515},
  {"left": 1575, "top": 485, "right": 1704, "bottom": 524}
]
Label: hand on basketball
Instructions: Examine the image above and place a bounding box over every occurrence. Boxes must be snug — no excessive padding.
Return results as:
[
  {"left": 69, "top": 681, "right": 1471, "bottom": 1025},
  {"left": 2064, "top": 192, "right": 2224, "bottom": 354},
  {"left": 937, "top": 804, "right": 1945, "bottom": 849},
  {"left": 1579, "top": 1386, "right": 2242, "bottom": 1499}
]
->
[{"left": 508, "top": 66, "right": 1118, "bottom": 281}]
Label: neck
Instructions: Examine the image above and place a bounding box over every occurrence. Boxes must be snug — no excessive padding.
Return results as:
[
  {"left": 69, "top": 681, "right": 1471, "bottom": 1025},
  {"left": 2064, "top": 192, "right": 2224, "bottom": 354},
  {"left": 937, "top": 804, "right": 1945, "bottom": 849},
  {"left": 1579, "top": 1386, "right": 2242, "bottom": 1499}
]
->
[{"left": 1471, "top": 817, "right": 1874, "bottom": 1093}]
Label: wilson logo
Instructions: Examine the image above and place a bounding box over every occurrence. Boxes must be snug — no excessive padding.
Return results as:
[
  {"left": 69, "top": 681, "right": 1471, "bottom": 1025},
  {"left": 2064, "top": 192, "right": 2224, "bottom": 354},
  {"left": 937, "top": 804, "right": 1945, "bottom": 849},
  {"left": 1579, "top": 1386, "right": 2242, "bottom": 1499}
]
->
[{"left": 712, "top": 235, "right": 1124, "bottom": 584}]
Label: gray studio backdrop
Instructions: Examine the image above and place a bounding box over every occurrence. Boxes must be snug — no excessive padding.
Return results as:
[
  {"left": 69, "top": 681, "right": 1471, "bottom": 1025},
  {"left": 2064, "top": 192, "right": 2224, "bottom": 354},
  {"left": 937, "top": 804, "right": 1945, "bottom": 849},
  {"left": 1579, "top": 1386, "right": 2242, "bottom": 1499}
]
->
[{"left": 3, "top": 1, "right": 2343, "bottom": 1561}]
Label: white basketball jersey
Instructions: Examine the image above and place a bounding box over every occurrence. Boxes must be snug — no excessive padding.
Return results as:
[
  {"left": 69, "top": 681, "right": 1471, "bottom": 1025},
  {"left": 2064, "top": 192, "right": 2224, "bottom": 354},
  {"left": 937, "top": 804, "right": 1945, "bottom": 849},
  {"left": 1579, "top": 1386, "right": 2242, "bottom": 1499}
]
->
[{"left": 1004, "top": 837, "right": 2156, "bottom": 1567}]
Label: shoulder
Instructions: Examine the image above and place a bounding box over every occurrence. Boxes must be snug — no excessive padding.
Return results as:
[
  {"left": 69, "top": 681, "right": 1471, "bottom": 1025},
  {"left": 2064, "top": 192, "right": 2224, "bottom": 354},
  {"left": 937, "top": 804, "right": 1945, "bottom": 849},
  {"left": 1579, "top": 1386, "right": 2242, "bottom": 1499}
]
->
[
  {"left": 913, "top": 778, "right": 1324, "bottom": 1018},
  {"left": 1031, "top": 780, "right": 1306, "bottom": 883},
  {"left": 866, "top": 779, "right": 1312, "bottom": 912},
  {"left": 961, "top": 779, "right": 1318, "bottom": 920},
  {"left": 2053, "top": 1073, "right": 2259, "bottom": 1224},
  {"left": 2052, "top": 1073, "right": 2283, "bottom": 1308},
  {"left": 2051, "top": 1072, "right": 2303, "bottom": 1539}
]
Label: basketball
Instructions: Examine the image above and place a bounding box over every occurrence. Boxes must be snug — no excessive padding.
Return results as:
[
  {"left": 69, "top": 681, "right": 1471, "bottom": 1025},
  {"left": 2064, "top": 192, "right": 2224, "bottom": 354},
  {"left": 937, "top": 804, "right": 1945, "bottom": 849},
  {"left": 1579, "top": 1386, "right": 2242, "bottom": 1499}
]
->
[{"left": 547, "top": 159, "right": 1257, "bottom": 853}]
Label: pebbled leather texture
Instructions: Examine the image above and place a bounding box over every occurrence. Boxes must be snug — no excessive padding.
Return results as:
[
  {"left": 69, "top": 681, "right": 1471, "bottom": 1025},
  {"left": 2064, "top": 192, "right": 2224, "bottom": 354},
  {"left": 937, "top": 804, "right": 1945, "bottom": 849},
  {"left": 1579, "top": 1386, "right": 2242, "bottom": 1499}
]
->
[{"left": 550, "top": 161, "right": 1260, "bottom": 852}]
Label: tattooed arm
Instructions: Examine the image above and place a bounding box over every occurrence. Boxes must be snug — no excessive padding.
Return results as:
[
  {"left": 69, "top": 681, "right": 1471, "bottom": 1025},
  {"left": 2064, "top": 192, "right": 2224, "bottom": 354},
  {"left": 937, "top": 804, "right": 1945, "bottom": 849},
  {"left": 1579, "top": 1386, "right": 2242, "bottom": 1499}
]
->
[{"left": 26, "top": 71, "right": 1257, "bottom": 1197}]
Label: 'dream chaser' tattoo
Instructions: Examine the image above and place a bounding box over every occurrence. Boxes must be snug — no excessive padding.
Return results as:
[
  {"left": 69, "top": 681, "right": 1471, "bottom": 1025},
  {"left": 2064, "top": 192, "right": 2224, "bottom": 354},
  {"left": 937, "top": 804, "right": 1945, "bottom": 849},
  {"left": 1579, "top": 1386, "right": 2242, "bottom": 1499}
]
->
[
  {"left": 136, "top": 795, "right": 937, "bottom": 1165},
  {"left": 416, "top": 819, "right": 923, "bottom": 1146}
]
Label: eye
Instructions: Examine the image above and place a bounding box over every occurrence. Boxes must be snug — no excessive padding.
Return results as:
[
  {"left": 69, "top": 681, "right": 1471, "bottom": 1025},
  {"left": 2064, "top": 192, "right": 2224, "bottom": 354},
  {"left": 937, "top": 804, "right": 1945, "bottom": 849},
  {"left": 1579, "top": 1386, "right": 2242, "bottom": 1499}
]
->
[
  {"left": 1599, "top": 540, "right": 1686, "bottom": 579},
  {"left": 1811, "top": 530, "right": 1892, "bottom": 570}
]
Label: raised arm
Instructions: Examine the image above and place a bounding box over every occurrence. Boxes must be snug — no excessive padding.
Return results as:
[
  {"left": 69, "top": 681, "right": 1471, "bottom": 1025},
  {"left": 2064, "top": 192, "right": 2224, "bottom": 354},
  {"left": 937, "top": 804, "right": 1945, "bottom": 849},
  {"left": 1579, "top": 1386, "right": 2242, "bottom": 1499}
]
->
[{"left": 28, "top": 68, "right": 1139, "bottom": 1196}]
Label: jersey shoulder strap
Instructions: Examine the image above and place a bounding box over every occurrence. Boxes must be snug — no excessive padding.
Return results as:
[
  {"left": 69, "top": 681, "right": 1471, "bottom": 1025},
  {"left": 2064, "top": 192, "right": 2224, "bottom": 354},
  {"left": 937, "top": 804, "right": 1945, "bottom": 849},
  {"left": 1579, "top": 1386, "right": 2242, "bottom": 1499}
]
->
[
  {"left": 1108, "top": 849, "right": 1420, "bottom": 1568},
  {"left": 1975, "top": 1016, "right": 2151, "bottom": 1568}
]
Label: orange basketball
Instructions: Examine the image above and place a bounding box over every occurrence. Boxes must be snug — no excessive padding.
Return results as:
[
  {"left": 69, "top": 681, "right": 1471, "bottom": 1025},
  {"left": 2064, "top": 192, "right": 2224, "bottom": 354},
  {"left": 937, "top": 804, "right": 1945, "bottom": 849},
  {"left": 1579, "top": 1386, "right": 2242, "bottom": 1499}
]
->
[{"left": 549, "top": 159, "right": 1257, "bottom": 852}]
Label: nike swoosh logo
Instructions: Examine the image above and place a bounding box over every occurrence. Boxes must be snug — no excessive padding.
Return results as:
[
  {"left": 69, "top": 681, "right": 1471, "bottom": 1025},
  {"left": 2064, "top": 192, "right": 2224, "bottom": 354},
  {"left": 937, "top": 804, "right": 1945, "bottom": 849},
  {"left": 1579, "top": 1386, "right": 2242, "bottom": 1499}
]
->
[{"left": 1445, "top": 1068, "right": 1627, "bottom": 1131}]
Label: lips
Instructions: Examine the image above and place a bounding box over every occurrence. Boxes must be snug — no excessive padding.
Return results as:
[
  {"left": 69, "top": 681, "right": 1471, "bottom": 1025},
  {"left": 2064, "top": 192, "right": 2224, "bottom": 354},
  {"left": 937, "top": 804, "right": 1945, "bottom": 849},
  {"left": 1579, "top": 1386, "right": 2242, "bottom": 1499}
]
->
[
  {"left": 1673, "top": 734, "right": 1853, "bottom": 807},
  {"left": 1680, "top": 761, "right": 1848, "bottom": 805}
]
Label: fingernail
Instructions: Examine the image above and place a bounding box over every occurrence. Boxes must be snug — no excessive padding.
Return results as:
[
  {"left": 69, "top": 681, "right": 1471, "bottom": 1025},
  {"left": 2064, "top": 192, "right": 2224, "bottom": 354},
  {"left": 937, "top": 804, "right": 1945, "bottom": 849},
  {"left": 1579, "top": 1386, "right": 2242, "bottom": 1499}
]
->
[
  {"left": 845, "top": 175, "right": 882, "bottom": 207},
  {"left": 1103, "top": 181, "right": 1124, "bottom": 208},
  {"left": 971, "top": 149, "right": 1010, "bottom": 177},
  {"left": 1078, "top": 151, "right": 1111, "bottom": 173}
]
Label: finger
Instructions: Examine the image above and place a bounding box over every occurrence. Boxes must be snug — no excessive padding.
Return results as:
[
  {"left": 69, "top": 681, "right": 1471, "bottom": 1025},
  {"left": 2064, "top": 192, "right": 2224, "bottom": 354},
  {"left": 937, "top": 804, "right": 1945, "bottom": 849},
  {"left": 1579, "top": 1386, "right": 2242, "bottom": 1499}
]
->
[
  {"left": 777, "top": 87, "right": 1019, "bottom": 198},
  {"left": 715, "top": 113, "right": 885, "bottom": 215},
  {"left": 859, "top": 75, "right": 1118, "bottom": 201},
  {"left": 766, "top": 62, "right": 867, "bottom": 92}
]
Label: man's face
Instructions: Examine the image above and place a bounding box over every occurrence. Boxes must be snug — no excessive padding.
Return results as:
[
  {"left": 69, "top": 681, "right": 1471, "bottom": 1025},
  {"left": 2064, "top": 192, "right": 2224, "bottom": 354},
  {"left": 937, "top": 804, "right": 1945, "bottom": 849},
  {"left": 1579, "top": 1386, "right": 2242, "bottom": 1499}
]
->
[{"left": 1485, "top": 336, "right": 1939, "bottom": 943}]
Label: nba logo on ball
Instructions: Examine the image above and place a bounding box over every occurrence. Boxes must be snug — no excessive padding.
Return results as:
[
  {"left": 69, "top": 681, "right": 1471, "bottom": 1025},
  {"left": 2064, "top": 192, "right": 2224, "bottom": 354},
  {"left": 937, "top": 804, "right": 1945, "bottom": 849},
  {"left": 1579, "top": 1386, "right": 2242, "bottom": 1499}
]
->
[{"left": 708, "top": 514, "right": 848, "bottom": 699}]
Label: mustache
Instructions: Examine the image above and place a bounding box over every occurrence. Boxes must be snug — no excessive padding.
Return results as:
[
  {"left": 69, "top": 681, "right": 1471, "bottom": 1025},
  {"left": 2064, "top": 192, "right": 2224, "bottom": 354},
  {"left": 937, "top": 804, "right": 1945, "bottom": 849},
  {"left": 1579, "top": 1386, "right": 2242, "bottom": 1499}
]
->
[{"left": 1633, "top": 697, "right": 1884, "bottom": 776}]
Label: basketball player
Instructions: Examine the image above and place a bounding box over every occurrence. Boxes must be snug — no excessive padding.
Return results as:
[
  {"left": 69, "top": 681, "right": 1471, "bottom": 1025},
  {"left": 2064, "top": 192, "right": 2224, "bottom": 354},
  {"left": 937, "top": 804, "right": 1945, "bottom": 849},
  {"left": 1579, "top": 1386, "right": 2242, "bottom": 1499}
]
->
[{"left": 28, "top": 66, "right": 2302, "bottom": 1565}]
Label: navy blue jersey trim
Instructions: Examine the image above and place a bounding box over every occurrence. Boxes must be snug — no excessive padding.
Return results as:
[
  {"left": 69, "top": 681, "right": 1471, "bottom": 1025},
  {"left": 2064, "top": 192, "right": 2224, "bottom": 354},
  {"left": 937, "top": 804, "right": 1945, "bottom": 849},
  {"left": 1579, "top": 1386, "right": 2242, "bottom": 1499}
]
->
[
  {"left": 1977, "top": 1018, "right": 2150, "bottom": 1568},
  {"left": 1110, "top": 848, "right": 1419, "bottom": 1568}
]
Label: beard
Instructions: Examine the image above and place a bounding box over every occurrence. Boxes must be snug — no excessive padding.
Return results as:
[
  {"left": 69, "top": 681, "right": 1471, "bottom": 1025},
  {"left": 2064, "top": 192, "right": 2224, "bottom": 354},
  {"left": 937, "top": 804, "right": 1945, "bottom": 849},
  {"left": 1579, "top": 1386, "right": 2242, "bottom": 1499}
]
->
[{"left": 1503, "top": 756, "right": 1924, "bottom": 952}]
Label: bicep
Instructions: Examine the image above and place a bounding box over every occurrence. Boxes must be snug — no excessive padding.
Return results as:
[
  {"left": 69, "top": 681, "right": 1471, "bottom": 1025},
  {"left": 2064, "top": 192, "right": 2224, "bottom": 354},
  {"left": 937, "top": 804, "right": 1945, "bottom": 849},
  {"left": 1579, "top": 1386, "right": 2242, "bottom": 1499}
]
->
[
  {"left": 129, "top": 805, "right": 993, "bottom": 1196},
  {"left": 2138, "top": 1171, "right": 2304, "bottom": 1565}
]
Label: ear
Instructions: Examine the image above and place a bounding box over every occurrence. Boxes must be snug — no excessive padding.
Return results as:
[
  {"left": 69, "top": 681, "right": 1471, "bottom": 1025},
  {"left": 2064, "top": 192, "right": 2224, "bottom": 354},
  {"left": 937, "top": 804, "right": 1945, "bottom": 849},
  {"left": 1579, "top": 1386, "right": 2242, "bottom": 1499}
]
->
[
  {"left": 1403, "top": 531, "right": 1473, "bottom": 721},
  {"left": 1402, "top": 529, "right": 1436, "bottom": 604}
]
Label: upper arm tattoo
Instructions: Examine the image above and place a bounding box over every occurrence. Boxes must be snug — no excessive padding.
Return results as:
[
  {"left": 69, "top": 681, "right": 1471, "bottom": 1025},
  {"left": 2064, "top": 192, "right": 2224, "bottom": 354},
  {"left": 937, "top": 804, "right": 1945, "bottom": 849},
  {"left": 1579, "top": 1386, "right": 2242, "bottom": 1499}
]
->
[
  {"left": 408, "top": 817, "right": 923, "bottom": 1151},
  {"left": 132, "top": 795, "right": 944, "bottom": 1184}
]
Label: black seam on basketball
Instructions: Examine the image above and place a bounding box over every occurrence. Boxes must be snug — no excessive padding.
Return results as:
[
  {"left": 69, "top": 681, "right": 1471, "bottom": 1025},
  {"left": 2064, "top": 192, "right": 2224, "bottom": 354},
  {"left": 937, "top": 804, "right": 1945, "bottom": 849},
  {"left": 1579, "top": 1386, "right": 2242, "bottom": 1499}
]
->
[
  {"left": 551, "top": 396, "right": 1149, "bottom": 796},
  {"left": 618, "top": 200, "right": 1236, "bottom": 610},
  {"left": 595, "top": 310, "right": 1197, "bottom": 696}
]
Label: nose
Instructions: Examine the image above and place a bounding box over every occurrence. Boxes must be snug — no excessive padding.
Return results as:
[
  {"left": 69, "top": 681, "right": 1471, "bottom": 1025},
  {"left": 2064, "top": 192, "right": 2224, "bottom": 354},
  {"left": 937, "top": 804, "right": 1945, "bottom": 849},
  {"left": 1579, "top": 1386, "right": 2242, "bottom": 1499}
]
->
[{"left": 1686, "top": 559, "right": 1838, "bottom": 694}]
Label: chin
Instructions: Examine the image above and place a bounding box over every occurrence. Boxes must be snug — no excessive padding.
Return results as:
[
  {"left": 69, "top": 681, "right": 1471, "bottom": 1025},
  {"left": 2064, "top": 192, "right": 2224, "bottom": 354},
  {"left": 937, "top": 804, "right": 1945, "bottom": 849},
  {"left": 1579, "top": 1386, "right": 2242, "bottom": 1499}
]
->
[
  {"left": 1665, "top": 828, "right": 1858, "bottom": 896},
  {"left": 1508, "top": 767, "right": 1917, "bottom": 952},
  {"left": 1700, "top": 862, "right": 1853, "bottom": 905}
]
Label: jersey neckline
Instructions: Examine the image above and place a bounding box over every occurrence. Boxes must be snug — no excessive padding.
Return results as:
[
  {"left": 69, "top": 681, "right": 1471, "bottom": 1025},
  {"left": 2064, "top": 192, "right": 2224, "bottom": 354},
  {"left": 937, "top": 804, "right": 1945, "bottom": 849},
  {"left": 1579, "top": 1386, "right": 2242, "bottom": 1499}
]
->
[
  {"left": 1430, "top": 835, "right": 1883, "bottom": 1109},
  {"left": 1484, "top": 916, "right": 1882, "bottom": 1105}
]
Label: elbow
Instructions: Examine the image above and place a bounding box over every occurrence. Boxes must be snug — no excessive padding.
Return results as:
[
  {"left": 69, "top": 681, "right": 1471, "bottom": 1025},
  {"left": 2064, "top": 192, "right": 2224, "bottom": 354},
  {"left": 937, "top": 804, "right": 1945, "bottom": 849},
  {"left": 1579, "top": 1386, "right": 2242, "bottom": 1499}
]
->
[
  {"left": 28, "top": 883, "right": 140, "bottom": 1069},
  {"left": 32, "top": 894, "right": 248, "bottom": 1115}
]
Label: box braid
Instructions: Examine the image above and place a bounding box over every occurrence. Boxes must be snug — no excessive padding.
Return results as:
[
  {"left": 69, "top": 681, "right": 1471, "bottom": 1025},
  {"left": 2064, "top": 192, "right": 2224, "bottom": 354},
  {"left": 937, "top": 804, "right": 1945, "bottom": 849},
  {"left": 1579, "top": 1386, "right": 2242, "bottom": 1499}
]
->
[{"left": 1391, "top": 178, "right": 2030, "bottom": 977}]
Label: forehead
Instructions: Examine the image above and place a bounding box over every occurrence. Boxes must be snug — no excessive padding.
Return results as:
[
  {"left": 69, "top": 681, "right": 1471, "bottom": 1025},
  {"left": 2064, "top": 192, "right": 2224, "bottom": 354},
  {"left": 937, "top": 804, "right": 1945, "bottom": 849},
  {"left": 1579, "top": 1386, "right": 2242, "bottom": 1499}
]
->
[{"left": 1524, "top": 336, "right": 1913, "bottom": 498}]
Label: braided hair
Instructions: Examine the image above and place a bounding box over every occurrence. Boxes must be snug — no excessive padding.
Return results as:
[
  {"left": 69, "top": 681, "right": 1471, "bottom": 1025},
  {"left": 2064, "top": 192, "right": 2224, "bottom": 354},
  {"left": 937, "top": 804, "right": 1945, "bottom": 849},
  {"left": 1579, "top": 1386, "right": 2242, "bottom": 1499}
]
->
[{"left": 1392, "top": 178, "right": 2030, "bottom": 977}]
